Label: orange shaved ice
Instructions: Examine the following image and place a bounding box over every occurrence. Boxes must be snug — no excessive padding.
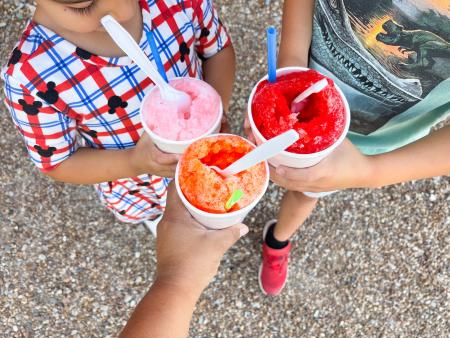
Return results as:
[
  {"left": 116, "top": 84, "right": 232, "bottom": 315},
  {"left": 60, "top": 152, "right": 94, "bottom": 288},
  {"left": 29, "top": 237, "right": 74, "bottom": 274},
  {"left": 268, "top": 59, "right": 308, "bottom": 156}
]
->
[{"left": 178, "top": 135, "right": 267, "bottom": 214}]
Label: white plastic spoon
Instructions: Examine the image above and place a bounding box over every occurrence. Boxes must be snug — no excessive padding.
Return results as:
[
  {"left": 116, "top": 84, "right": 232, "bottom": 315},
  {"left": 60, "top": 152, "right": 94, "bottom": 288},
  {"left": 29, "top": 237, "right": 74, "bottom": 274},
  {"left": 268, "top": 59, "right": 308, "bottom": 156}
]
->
[
  {"left": 210, "top": 130, "right": 299, "bottom": 177},
  {"left": 101, "top": 15, "right": 191, "bottom": 115},
  {"left": 290, "top": 78, "right": 328, "bottom": 114}
]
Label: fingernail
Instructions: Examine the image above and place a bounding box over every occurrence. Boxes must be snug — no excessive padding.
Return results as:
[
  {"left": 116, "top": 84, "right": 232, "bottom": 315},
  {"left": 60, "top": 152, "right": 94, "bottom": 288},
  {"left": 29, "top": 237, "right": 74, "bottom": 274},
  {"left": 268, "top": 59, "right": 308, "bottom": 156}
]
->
[{"left": 239, "top": 225, "right": 249, "bottom": 237}]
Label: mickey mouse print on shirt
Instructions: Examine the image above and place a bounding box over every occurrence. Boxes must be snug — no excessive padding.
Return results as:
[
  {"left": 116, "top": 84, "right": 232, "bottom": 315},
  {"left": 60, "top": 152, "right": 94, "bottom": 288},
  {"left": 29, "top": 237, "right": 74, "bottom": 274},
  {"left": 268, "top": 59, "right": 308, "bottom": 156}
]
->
[
  {"left": 200, "top": 27, "right": 210, "bottom": 39},
  {"left": 34, "top": 145, "right": 56, "bottom": 158},
  {"left": 107, "top": 95, "right": 128, "bottom": 114},
  {"left": 18, "top": 99, "right": 42, "bottom": 116},
  {"left": 8, "top": 48, "right": 22, "bottom": 66},
  {"left": 37, "top": 81, "right": 59, "bottom": 105},
  {"left": 75, "top": 47, "right": 93, "bottom": 60},
  {"left": 86, "top": 130, "right": 98, "bottom": 138},
  {"left": 179, "top": 42, "right": 190, "bottom": 62}
]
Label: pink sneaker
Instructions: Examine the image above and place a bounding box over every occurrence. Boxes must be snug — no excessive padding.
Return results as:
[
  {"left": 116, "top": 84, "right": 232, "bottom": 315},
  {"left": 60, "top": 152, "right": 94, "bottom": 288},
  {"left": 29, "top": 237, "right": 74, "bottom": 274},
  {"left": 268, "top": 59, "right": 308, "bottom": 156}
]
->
[{"left": 258, "top": 220, "right": 291, "bottom": 296}]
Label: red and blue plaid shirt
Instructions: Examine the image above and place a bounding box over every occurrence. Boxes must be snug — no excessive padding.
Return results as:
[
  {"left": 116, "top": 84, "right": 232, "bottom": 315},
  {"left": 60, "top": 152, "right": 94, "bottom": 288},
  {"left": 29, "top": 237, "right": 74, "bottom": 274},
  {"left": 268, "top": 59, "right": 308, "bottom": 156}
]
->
[{"left": 2, "top": 0, "right": 231, "bottom": 223}]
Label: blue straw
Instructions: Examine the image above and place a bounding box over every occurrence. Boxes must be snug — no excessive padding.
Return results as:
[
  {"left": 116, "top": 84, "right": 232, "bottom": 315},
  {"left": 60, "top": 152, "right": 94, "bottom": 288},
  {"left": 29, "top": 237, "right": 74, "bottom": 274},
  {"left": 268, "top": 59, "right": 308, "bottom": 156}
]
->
[
  {"left": 146, "top": 30, "right": 168, "bottom": 83},
  {"left": 266, "top": 26, "right": 277, "bottom": 83}
]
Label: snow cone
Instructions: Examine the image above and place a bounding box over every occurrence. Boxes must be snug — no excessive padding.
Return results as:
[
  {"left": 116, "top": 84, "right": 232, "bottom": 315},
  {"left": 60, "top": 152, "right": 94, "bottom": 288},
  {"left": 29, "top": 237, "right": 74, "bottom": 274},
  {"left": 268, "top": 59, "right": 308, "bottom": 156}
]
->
[
  {"left": 248, "top": 67, "right": 350, "bottom": 168},
  {"left": 175, "top": 134, "right": 269, "bottom": 229},
  {"left": 140, "top": 77, "right": 223, "bottom": 154}
]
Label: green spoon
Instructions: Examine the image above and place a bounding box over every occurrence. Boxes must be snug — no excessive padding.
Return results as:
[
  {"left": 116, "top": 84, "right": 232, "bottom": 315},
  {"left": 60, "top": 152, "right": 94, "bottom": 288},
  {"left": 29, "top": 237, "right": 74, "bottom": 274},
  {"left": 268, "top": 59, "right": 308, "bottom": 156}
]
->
[{"left": 225, "top": 189, "right": 244, "bottom": 211}]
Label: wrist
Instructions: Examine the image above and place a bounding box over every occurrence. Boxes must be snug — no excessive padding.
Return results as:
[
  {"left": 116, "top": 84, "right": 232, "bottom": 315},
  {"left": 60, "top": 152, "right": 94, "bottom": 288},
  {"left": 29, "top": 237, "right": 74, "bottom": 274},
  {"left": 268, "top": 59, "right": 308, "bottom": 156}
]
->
[
  {"left": 362, "top": 155, "right": 382, "bottom": 189},
  {"left": 127, "top": 147, "right": 145, "bottom": 176},
  {"left": 154, "top": 273, "right": 206, "bottom": 299}
]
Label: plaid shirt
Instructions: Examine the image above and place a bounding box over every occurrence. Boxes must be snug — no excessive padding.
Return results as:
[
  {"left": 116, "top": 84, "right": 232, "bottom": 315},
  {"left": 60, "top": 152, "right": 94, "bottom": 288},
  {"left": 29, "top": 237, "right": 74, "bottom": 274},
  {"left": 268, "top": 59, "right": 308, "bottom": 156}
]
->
[{"left": 2, "top": 0, "right": 230, "bottom": 223}]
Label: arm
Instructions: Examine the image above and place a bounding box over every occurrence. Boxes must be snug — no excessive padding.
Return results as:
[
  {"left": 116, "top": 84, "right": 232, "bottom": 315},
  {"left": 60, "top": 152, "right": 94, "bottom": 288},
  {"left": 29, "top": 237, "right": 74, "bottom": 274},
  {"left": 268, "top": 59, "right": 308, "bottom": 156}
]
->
[
  {"left": 47, "top": 133, "right": 178, "bottom": 184},
  {"left": 271, "top": 125, "right": 450, "bottom": 192},
  {"left": 202, "top": 44, "right": 236, "bottom": 113},
  {"left": 370, "top": 125, "right": 450, "bottom": 187},
  {"left": 120, "top": 185, "right": 248, "bottom": 338},
  {"left": 3, "top": 74, "right": 178, "bottom": 185},
  {"left": 120, "top": 279, "right": 201, "bottom": 338},
  {"left": 47, "top": 147, "right": 137, "bottom": 184},
  {"left": 278, "top": 0, "right": 315, "bottom": 68},
  {"left": 193, "top": 0, "right": 236, "bottom": 132},
  {"left": 244, "top": 0, "right": 314, "bottom": 140}
]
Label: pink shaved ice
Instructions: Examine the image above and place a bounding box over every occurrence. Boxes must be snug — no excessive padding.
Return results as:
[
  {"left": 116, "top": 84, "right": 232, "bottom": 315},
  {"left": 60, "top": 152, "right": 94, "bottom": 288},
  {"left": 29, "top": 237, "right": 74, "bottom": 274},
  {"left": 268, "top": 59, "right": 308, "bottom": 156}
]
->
[{"left": 143, "top": 78, "right": 221, "bottom": 141}]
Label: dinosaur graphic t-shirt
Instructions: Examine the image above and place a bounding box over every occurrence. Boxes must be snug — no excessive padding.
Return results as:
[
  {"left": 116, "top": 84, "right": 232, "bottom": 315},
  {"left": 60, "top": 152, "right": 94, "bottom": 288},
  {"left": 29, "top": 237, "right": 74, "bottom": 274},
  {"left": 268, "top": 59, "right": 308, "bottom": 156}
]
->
[{"left": 310, "top": 0, "right": 450, "bottom": 154}]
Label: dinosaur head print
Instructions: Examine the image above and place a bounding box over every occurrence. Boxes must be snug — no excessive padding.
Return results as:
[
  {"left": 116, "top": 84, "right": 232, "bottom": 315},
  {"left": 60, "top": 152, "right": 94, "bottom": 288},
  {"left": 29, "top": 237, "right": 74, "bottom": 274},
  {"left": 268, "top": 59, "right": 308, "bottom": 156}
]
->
[
  {"left": 376, "top": 18, "right": 450, "bottom": 73},
  {"left": 376, "top": 20, "right": 404, "bottom": 45},
  {"left": 310, "top": 0, "right": 449, "bottom": 134}
]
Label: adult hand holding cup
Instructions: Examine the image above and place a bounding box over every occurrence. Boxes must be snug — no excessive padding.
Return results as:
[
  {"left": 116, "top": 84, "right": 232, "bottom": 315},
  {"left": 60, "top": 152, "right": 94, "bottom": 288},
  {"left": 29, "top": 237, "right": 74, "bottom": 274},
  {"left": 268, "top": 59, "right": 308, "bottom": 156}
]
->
[
  {"left": 120, "top": 184, "right": 248, "bottom": 338},
  {"left": 156, "top": 184, "right": 249, "bottom": 293}
]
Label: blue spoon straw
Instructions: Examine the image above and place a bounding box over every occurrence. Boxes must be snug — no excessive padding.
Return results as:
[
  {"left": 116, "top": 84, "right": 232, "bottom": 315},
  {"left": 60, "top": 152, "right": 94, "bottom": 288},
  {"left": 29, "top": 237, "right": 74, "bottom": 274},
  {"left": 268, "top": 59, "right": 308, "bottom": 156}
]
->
[
  {"left": 146, "top": 30, "right": 168, "bottom": 83},
  {"left": 266, "top": 26, "right": 277, "bottom": 83}
]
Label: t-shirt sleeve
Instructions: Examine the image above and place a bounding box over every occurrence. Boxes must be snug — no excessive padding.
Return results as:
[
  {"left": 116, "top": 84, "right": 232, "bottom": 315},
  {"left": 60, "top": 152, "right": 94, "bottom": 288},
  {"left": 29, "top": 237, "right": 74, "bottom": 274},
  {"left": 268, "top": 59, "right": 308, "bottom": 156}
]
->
[
  {"left": 192, "top": 0, "right": 231, "bottom": 59},
  {"left": 2, "top": 73, "right": 79, "bottom": 172}
]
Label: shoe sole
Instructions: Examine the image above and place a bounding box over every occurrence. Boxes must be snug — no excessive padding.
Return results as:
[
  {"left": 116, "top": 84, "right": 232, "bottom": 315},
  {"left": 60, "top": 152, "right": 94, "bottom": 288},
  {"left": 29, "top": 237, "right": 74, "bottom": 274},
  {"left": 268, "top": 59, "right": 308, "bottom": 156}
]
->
[{"left": 258, "top": 220, "right": 288, "bottom": 296}]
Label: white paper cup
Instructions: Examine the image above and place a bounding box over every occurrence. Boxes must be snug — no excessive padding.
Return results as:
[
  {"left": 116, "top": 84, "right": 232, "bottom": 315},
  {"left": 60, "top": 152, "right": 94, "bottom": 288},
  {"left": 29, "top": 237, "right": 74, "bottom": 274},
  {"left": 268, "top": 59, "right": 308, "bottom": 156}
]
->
[
  {"left": 248, "top": 67, "right": 351, "bottom": 168},
  {"left": 140, "top": 77, "right": 223, "bottom": 154},
  {"left": 175, "top": 134, "right": 270, "bottom": 229}
]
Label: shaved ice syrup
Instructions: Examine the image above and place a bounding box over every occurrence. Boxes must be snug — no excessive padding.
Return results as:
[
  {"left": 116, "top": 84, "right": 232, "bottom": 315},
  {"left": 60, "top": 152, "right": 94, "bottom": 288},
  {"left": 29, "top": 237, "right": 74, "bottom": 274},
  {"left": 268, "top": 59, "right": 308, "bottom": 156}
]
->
[
  {"left": 175, "top": 134, "right": 269, "bottom": 229},
  {"left": 140, "top": 77, "right": 223, "bottom": 154},
  {"left": 248, "top": 67, "right": 351, "bottom": 168}
]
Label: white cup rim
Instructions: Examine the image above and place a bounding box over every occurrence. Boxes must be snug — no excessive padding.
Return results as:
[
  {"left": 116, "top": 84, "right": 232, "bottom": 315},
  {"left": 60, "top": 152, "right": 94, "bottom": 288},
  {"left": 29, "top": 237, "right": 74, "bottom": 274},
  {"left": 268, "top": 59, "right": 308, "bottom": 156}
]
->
[
  {"left": 140, "top": 77, "right": 223, "bottom": 146},
  {"left": 175, "top": 133, "right": 270, "bottom": 219},
  {"left": 247, "top": 66, "right": 351, "bottom": 160}
]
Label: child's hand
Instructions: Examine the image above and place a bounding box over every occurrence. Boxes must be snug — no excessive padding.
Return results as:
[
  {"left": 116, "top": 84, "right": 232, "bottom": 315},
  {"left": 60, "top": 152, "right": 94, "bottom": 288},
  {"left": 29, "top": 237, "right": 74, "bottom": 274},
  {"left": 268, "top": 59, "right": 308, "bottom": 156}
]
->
[
  {"left": 270, "top": 139, "right": 375, "bottom": 192},
  {"left": 243, "top": 117, "right": 256, "bottom": 143},
  {"left": 131, "top": 133, "right": 179, "bottom": 178}
]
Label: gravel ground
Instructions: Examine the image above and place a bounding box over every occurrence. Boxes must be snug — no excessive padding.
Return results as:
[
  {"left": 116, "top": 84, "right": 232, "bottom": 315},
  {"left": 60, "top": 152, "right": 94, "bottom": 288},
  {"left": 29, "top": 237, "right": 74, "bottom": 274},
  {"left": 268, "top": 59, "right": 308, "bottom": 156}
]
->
[{"left": 1, "top": 1, "right": 449, "bottom": 337}]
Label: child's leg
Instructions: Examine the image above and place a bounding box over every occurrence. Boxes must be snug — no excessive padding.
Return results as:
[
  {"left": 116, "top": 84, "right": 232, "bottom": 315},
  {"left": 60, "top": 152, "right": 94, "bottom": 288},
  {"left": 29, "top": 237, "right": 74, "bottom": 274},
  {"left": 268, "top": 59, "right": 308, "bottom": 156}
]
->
[
  {"left": 259, "top": 190, "right": 317, "bottom": 296},
  {"left": 273, "top": 190, "right": 318, "bottom": 242}
]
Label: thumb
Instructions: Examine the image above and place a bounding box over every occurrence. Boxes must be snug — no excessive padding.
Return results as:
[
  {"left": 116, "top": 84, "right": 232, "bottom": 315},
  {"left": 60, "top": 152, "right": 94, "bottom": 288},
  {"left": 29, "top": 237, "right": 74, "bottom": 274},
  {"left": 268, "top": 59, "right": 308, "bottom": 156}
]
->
[
  {"left": 210, "top": 223, "right": 249, "bottom": 253},
  {"left": 155, "top": 151, "right": 180, "bottom": 165}
]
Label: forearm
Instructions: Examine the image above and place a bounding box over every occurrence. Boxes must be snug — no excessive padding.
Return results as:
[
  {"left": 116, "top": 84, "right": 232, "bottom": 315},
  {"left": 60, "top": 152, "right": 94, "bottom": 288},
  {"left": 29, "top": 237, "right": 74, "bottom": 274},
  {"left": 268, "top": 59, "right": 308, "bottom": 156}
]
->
[
  {"left": 278, "top": 0, "right": 315, "bottom": 68},
  {"left": 369, "top": 126, "right": 450, "bottom": 187},
  {"left": 46, "top": 147, "right": 140, "bottom": 184},
  {"left": 120, "top": 278, "right": 202, "bottom": 338},
  {"left": 202, "top": 45, "right": 236, "bottom": 113}
]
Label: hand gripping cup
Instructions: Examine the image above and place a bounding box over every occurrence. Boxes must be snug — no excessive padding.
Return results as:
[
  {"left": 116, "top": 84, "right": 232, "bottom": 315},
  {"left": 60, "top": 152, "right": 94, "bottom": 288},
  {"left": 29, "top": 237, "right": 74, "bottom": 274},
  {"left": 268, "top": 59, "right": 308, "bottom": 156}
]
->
[
  {"left": 175, "top": 134, "right": 269, "bottom": 229},
  {"left": 140, "top": 77, "right": 223, "bottom": 154},
  {"left": 248, "top": 67, "right": 350, "bottom": 168}
]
